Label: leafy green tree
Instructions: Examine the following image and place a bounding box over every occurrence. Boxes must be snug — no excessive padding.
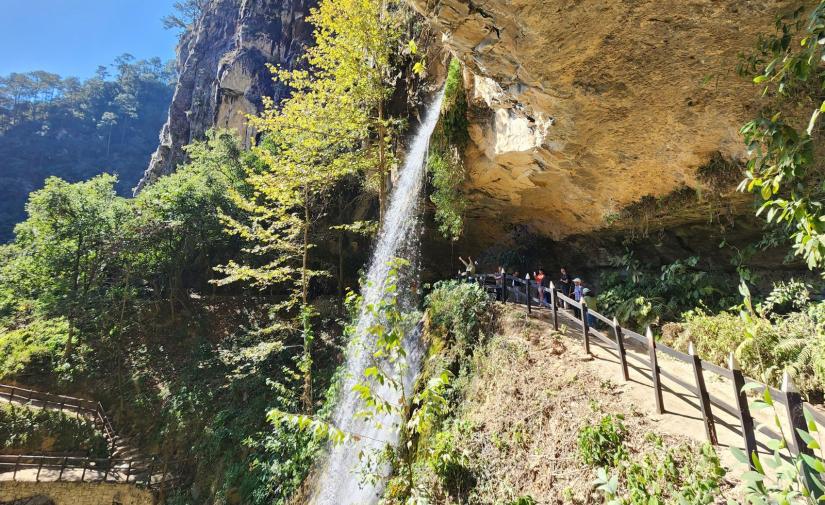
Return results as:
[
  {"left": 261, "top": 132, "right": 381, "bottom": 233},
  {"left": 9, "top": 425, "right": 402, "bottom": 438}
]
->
[
  {"left": 0, "top": 56, "right": 174, "bottom": 241},
  {"left": 8, "top": 174, "right": 127, "bottom": 359},
  {"left": 739, "top": 2, "right": 825, "bottom": 271}
]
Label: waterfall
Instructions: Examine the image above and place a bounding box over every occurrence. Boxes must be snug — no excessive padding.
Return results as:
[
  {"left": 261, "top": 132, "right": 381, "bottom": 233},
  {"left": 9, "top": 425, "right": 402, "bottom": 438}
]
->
[{"left": 308, "top": 89, "right": 446, "bottom": 505}]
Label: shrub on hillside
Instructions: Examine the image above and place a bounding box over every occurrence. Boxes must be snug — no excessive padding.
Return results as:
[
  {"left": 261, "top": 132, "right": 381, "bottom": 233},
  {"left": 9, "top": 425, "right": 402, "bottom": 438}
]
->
[
  {"left": 662, "top": 298, "right": 825, "bottom": 397},
  {"left": 0, "top": 403, "right": 107, "bottom": 456},
  {"left": 0, "top": 317, "right": 74, "bottom": 381},
  {"left": 597, "top": 253, "right": 734, "bottom": 329},
  {"left": 424, "top": 280, "right": 490, "bottom": 349}
]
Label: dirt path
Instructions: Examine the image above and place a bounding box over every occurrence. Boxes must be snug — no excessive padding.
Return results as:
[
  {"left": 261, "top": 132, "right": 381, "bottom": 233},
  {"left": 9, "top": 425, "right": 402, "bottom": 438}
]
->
[{"left": 534, "top": 305, "right": 811, "bottom": 472}]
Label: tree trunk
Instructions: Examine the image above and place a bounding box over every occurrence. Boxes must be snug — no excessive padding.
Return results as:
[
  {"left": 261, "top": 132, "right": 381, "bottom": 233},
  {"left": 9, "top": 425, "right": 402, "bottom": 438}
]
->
[
  {"left": 63, "top": 234, "right": 84, "bottom": 359},
  {"left": 301, "top": 193, "right": 313, "bottom": 413},
  {"left": 377, "top": 100, "right": 387, "bottom": 222}
]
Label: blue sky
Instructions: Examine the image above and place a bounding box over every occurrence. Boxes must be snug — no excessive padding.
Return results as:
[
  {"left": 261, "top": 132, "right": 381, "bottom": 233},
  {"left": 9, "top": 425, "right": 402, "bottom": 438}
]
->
[{"left": 0, "top": 0, "right": 178, "bottom": 78}]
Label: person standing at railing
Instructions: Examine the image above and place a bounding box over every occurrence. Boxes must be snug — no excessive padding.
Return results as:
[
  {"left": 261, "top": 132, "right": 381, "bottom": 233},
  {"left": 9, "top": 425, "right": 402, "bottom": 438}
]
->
[
  {"left": 534, "top": 269, "right": 546, "bottom": 306},
  {"left": 458, "top": 256, "right": 476, "bottom": 279},
  {"left": 582, "top": 287, "right": 597, "bottom": 328},
  {"left": 494, "top": 265, "right": 504, "bottom": 301},
  {"left": 559, "top": 267, "right": 571, "bottom": 305},
  {"left": 572, "top": 277, "right": 584, "bottom": 317}
]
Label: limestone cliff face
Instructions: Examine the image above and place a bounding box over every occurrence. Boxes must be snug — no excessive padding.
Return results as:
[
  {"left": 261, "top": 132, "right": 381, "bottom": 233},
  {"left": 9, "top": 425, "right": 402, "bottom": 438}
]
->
[
  {"left": 137, "top": 0, "right": 314, "bottom": 191},
  {"left": 410, "top": 0, "right": 792, "bottom": 241}
]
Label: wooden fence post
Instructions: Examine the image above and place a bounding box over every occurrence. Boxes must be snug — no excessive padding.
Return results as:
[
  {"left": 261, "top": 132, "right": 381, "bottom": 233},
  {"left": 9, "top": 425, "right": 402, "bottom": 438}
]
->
[
  {"left": 525, "top": 275, "right": 531, "bottom": 314},
  {"left": 580, "top": 301, "right": 590, "bottom": 354},
  {"left": 613, "top": 317, "right": 629, "bottom": 381},
  {"left": 729, "top": 353, "right": 757, "bottom": 469},
  {"left": 58, "top": 456, "right": 67, "bottom": 481},
  {"left": 689, "top": 342, "right": 718, "bottom": 445},
  {"left": 36, "top": 459, "right": 43, "bottom": 482},
  {"left": 646, "top": 327, "right": 664, "bottom": 414},
  {"left": 80, "top": 458, "right": 87, "bottom": 482},
  {"left": 549, "top": 282, "right": 559, "bottom": 331},
  {"left": 782, "top": 372, "right": 822, "bottom": 499},
  {"left": 13, "top": 455, "right": 20, "bottom": 480}
]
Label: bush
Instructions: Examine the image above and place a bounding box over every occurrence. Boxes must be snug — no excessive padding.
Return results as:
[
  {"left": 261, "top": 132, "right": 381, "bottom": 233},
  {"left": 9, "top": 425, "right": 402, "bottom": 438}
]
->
[
  {"left": 0, "top": 403, "right": 108, "bottom": 456},
  {"left": 427, "top": 426, "right": 475, "bottom": 496},
  {"left": 661, "top": 300, "right": 825, "bottom": 397},
  {"left": 577, "top": 414, "right": 628, "bottom": 468},
  {"left": 595, "top": 437, "right": 724, "bottom": 505},
  {"left": 597, "top": 253, "right": 734, "bottom": 328},
  {"left": 425, "top": 280, "right": 490, "bottom": 350},
  {"left": 0, "top": 317, "right": 72, "bottom": 380}
]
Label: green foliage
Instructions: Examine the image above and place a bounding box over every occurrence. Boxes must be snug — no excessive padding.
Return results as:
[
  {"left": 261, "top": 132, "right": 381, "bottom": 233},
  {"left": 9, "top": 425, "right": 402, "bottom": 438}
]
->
[
  {"left": 662, "top": 281, "right": 825, "bottom": 397},
  {"left": 597, "top": 252, "right": 733, "bottom": 328},
  {"left": 428, "top": 58, "right": 469, "bottom": 241},
  {"left": 428, "top": 150, "right": 467, "bottom": 241},
  {"left": 427, "top": 427, "right": 474, "bottom": 495},
  {"left": 507, "top": 497, "right": 537, "bottom": 505},
  {"left": 0, "top": 56, "right": 174, "bottom": 241},
  {"left": 441, "top": 58, "right": 469, "bottom": 148},
  {"left": 731, "top": 387, "right": 825, "bottom": 504},
  {"left": 0, "top": 403, "right": 108, "bottom": 456},
  {"left": 0, "top": 317, "right": 76, "bottom": 380},
  {"left": 0, "top": 130, "right": 247, "bottom": 379},
  {"left": 577, "top": 414, "right": 628, "bottom": 468},
  {"left": 425, "top": 280, "right": 490, "bottom": 349},
  {"left": 738, "top": 2, "right": 825, "bottom": 271},
  {"left": 594, "top": 437, "right": 724, "bottom": 505}
]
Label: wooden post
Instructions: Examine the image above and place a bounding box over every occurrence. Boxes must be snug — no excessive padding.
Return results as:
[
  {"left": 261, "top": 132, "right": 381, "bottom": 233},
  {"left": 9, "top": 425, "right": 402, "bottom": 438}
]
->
[
  {"left": 613, "top": 317, "right": 629, "bottom": 381},
  {"left": 81, "top": 458, "right": 87, "bottom": 482},
  {"left": 36, "top": 459, "right": 43, "bottom": 482},
  {"left": 13, "top": 455, "right": 20, "bottom": 480},
  {"left": 580, "top": 301, "right": 590, "bottom": 354},
  {"left": 58, "top": 456, "right": 67, "bottom": 481},
  {"left": 126, "top": 459, "right": 133, "bottom": 483},
  {"left": 525, "top": 275, "right": 531, "bottom": 314},
  {"left": 689, "top": 342, "right": 718, "bottom": 445},
  {"left": 549, "top": 282, "right": 559, "bottom": 331},
  {"left": 646, "top": 327, "right": 665, "bottom": 414},
  {"left": 782, "top": 372, "right": 822, "bottom": 499},
  {"left": 729, "top": 353, "right": 757, "bottom": 469}
]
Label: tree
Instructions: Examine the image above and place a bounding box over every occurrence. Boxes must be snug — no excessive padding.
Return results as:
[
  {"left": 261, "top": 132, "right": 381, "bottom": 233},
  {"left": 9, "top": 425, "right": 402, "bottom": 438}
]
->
[
  {"left": 162, "top": 0, "right": 209, "bottom": 32},
  {"left": 739, "top": 2, "right": 825, "bottom": 271},
  {"left": 273, "top": 0, "right": 409, "bottom": 221},
  {"left": 10, "top": 175, "right": 127, "bottom": 359},
  {"left": 216, "top": 0, "right": 415, "bottom": 412}
]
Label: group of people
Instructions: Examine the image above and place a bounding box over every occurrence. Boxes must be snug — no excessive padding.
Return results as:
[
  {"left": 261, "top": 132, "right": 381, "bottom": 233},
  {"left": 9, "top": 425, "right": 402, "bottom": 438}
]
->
[{"left": 458, "top": 258, "right": 597, "bottom": 325}]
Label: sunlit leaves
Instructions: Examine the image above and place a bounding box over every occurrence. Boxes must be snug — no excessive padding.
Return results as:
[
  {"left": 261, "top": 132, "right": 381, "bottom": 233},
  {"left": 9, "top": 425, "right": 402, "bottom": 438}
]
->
[{"left": 739, "top": 2, "right": 825, "bottom": 273}]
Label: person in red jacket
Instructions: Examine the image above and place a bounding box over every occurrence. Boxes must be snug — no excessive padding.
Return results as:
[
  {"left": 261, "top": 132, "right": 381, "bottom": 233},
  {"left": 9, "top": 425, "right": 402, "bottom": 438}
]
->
[{"left": 534, "top": 269, "right": 546, "bottom": 306}]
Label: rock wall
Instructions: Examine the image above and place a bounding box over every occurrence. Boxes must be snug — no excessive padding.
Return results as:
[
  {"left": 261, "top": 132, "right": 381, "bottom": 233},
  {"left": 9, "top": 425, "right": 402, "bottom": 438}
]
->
[
  {"left": 410, "top": 0, "right": 796, "bottom": 242},
  {"left": 0, "top": 482, "right": 153, "bottom": 505},
  {"left": 136, "top": 0, "right": 315, "bottom": 191}
]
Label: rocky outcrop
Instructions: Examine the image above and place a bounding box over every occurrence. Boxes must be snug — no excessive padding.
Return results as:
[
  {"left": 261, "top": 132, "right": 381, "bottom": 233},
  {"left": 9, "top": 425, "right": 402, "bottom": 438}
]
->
[
  {"left": 410, "top": 0, "right": 791, "bottom": 241},
  {"left": 136, "top": 0, "right": 315, "bottom": 191}
]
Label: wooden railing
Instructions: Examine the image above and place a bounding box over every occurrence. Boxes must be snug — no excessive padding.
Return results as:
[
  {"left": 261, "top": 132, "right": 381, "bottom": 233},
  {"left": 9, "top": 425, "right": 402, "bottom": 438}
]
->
[
  {"left": 0, "top": 383, "right": 182, "bottom": 491},
  {"left": 469, "top": 273, "right": 825, "bottom": 488},
  {"left": 0, "top": 454, "right": 181, "bottom": 489}
]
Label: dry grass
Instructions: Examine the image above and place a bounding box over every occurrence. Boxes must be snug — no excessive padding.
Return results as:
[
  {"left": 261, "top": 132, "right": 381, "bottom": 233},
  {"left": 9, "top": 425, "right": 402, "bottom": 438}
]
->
[{"left": 429, "top": 306, "right": 731, "bottom": 504}]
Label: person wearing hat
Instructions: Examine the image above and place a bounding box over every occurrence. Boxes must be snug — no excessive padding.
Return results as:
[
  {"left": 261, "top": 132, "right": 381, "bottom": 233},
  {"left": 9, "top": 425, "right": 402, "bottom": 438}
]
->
[
  {"left": 572, "top": 278, "right": 584, "bottom": 301},
  {"left": 572, "top": 277, "right": 583, "bottom": 318}
]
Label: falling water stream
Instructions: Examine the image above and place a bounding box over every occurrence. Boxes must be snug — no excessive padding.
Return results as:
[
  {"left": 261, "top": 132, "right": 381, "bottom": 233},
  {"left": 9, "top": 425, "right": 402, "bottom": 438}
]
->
[{"left": 308, "top": 88, "right": 446, "bottom": 505}]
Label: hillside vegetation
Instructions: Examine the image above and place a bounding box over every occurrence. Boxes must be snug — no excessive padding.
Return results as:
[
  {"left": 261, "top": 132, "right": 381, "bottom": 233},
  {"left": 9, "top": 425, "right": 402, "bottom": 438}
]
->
[{"left": 0, "top": 56, "right": 174, "bottom": 240}]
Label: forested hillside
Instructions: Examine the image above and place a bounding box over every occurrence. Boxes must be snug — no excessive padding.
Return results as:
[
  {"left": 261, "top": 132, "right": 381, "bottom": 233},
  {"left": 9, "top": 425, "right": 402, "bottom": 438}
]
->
[{"left": 0, "top": 55, "right": 174, "bottom": 241}]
